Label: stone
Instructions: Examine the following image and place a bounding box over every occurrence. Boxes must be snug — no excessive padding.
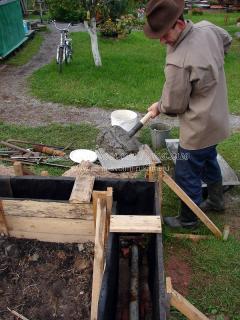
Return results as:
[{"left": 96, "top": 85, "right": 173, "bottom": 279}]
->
[
  {"left": 77, "top": 243, "right": 84, "bottom": 252},
  {"left": 29, "top": 253, "right": 40, "bottom": 262},
  {"left": 4, "top": 244, "right": 19, "bottom": 258}
]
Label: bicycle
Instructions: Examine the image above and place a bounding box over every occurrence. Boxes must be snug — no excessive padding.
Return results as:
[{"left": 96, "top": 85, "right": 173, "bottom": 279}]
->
[{"left": 53, "top": 21, "right": 73, "bottom": 73}]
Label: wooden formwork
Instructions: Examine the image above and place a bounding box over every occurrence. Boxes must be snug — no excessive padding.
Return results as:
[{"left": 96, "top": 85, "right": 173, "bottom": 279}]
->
[{"left": 0, "top": 176, "right": 111, "bottom": 243}]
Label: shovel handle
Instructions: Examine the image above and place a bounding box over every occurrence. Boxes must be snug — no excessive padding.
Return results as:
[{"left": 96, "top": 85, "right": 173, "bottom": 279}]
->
[{"left": 128, "top": 111, "right": 152, "bottom": 137}]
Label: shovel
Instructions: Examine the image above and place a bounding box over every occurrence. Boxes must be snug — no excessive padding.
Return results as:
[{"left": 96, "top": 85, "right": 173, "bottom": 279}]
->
[{"left": 97, "top": 111, "right": 153, "bottom": 159}]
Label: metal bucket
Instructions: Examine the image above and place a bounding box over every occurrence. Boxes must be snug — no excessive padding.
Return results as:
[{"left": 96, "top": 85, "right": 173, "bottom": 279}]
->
[{"left": 150, "top": 123, "right": 171, "bottom": 149}]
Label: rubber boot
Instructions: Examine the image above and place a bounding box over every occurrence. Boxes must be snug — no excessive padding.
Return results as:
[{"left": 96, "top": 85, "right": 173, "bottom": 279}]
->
[
  {"left": 164, "top": 203, "right": 199, "bottom": 229},
  {"left": 200, "top": 180, "right": 224, "bottom": 212}
]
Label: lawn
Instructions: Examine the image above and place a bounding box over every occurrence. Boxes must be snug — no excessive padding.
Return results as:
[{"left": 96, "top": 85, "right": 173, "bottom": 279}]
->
[
  {"left": 30, "top": 11, "right": 240, "bottom": 114},
  {"left": 1, "top": 10, "right": 240, "bottom": 320},
  {"left": 2, "top": 33, "right": 44, "bottom": 66}
]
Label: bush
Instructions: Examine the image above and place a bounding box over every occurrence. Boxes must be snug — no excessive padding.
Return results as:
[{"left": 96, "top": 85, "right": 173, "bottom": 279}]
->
[
  {"left": 99, "top": 14, "right": 136, "bottom": 38},
  {"left": 191, "top": 8, "right": 203, "bottom": 15},
  {"left": 46, "top": 0, "right": 85, "bottom": 22}
]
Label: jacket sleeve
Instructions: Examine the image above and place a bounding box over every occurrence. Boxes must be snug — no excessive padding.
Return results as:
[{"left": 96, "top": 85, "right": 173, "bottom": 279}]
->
[
  {"left": 213, "top": 25, "right": 232, "bottom": 54},
  {"left": 159, "top": 64, "right": 191, "bottom": 115}
]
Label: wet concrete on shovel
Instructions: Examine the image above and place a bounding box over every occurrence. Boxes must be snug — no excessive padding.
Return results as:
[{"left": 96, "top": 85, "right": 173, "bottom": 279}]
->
[{"left": 96, "top": 126, "right": 141, "bottom": 159}]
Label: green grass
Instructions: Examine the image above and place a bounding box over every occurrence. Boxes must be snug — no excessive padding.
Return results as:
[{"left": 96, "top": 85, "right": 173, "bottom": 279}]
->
[
  {"left": 0, "top": 122, "right": 99, "bottom": 176},
  {"left": 4, "top": 33, "right": 44, "bottom": 66},
  {"left": 164, "top": 237, "right": 240, "bottom": 319},
  {"left": 30, "top": 12, "right": 240, "bottom": 113}
]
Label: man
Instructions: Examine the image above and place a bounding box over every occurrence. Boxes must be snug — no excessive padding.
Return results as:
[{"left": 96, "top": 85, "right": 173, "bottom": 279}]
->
[{"left": 144, "top": 0, "right": 232, "bottom": 228}]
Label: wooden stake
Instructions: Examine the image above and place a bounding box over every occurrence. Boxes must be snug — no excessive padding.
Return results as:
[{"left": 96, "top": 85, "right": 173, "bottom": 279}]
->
[
  {"left": 91, "top": 198, "right": 107, "bottom": 320},
  {"left": 0, "top": 201, "right": 9, "bottom": 236},
  {"left": 13, "top": 161, "right": 24, "bottom": 176},
  {"left": 223, "top": 225, "right": 230, "bottom": 241},
  {"left": 162, "top": 172, "right": 222, "bottom": 238},
  {"left": 166, "top": 277, "right": 209, "bottom": 320}
]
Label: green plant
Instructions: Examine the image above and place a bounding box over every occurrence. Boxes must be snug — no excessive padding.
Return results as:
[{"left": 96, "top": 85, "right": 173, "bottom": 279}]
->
[
  {"left": 99, "top": 14, "right": 135, "bottom": 37},
  {"left": 46, "top": 0, "right": 85, "bottom": 22},
  {"left": 191, "top": 7, "right": 203, "bottom": 15}
]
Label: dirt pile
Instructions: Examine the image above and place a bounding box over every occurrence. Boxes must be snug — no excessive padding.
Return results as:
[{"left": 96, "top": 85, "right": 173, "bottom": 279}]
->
[{"left": 0, "top": 237, "right": 94, "bottom": 320}]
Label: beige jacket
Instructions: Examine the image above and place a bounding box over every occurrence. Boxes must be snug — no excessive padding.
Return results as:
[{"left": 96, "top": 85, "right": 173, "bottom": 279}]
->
[{"left": 159, "top": 20, "right": 232, "bottom": 150}]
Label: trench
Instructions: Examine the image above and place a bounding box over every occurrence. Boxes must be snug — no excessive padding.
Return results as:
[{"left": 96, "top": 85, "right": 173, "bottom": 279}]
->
[{"left": 0, "top": 176, "right": 166, "bottom": 320}]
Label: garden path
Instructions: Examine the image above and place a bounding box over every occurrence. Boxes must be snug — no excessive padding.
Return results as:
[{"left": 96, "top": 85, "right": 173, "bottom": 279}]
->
[{"left": 0, "top": 24, "right": 240, "bottom": 130}]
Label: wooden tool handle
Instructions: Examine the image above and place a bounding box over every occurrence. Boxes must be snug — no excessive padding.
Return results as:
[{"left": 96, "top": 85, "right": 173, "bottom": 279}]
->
[
  {"left": 33, "top": 145, "right": 66, "bottom": 157},
  {"left": 0, "top": 141, "right": 34, "bottom": 155},
  {"left": 140, "top": 111, "right": 153, "bottom": 125},
  {"left": 128, "top": 111, "right": 152, "bottom": 138}
]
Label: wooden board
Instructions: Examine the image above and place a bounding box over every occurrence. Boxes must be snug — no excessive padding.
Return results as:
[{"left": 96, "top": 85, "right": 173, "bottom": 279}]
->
[
  {"left": 166, "top": 277, "right": 209, "bottom": 320},
  {"left": 91, "top": 198, "right": 107, "bottom": 320},
  {"left": 2, "top": 199, "right": 93, "bottom": 219},
  {"left": 69, "top": 176, "right": 95, "bottom": 204},
  {"left": 5, "top": 216, "right": 94, "bottom": 243},
  {"left": 8, "top": 231, "right": 94, "bottom": 243},
  {"left": 0, "top": 200, "right": 8, "bottom": 235},
  {"left": 110, "top": 215, "right": 162, "bottom": 233},
  {"left": 162, "top": 173, "right": 222, "bottom": 238}
]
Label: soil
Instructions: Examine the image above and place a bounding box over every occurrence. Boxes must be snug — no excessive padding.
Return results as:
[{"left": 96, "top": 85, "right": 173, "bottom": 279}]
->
[
  {"left": 0, "top": 237, "right": 94, "bottom": 320},
  {"left": 165, "top": 247, "right": 192, "bottom": 296}
]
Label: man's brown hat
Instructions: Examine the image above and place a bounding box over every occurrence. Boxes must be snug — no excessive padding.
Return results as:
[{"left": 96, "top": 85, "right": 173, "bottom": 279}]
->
[{"left": 144, "top": 0, "right": 185, "bottom": 39}]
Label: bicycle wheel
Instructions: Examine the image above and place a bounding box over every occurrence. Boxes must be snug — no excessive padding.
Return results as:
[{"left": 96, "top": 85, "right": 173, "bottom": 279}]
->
[
  {"left": 65, "top": 43, "right": 72, "bottom": 64},
  {"left": 57, "top": 46, "right": 64, "bottom": 73}
]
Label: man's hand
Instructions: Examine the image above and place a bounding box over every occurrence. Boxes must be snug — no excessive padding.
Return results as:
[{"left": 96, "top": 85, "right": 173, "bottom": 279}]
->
[{"left": 148, "top": 102, "right": 161, "bottom": 118}]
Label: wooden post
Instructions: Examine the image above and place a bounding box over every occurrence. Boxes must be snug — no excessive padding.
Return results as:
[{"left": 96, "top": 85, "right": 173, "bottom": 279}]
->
[
  {"left": 13, "top": 161, "right": 24, "bottom": 176},
  {"left": 0, "top": 201, "right": 9, "bottom": 236},
  {"left": 92, "top": 191, "right": 109, "bottom": 230},
  {"left": 91, "top": 198, "right": 107, "bottom": 320},
  {"left": 162, "top": 172, "right": 222, "bottom": 238},
  {"left": 166, "top": 277, "right": 209, "bottom": 320}
]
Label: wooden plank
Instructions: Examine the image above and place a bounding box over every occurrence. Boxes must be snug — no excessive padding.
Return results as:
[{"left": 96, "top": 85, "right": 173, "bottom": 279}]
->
[
  {"left": 0, "top": 200, "right": 9, "bottom": 235},
  {"left": 170, "top": 233, "right": 212, "bottom": 242},
  {"left": 2, "top": 199, "right": 93, "bottom": 219},
  {"left": 13, "top": 161, "right": 24, "bottom": 176},
  {"left": 105, "top": 187, "right": 113, "bottom": 241},
  {"left": 8, "top": 230, "right": 94, "bottom": 243},
  {"left": 162, "top": 173, "right": 222, "bottom": 238},
  {"left": 166, "top": 277, "right": 209, "bottom": 320},
  {"left": 110, "top": 215, "right": 162, "bottom": 233},
  {"left": 92, "top": 191, "right": 108, "bottom": 229},
  {"left": 91, "top": 198, "right": 107, "bottom": 320},
  {"left": 5, "top": 216, "right": 94, "bottom": 236},
  {"left": 69, "top": 176, "right": 95, "bottom": 204}
]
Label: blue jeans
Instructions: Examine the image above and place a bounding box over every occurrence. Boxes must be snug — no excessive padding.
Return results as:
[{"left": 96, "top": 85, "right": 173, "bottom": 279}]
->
[{"left": 175, "top": 145, "right": 222, "bottom": 220}]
